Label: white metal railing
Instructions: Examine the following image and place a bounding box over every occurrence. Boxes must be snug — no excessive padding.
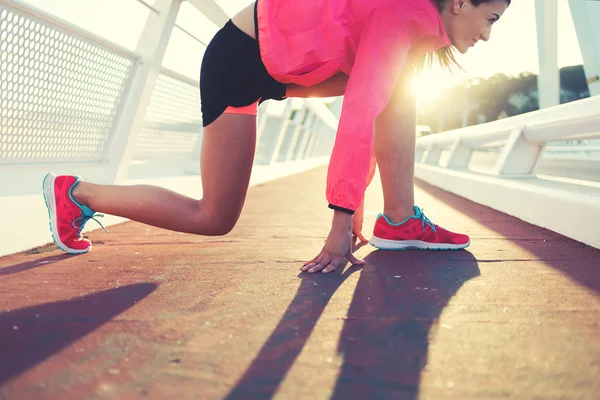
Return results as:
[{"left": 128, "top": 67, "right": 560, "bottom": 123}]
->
[
  {"left": 544, "top": 142, "right": 600, "bottom": 159},
  {"left": 417, "top": 95, "right": 600, "bottom": 175},
  {"left": 134, "top": 68, "right": 203, "bottom": 162},
  {"left": 415, "top": 96, "right": 600, "bottom": 249},
  {"left": 0, "top": 1, "right": 139, "bottom": 165},
  {"left": 0, "top": 0, "right": 337, "bottom": 194},
  {"left": 0, "top": 0, "right": 338, "bottom": 256}
]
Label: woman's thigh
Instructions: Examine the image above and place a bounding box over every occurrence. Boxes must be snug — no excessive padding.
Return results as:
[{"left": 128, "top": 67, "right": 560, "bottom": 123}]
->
[{"left": 200, "top": 114, "right": 257, "bottom": 222}]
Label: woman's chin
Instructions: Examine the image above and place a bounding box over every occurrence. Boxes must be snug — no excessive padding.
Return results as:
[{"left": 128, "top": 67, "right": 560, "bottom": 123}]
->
[
  {"left": 457, "top": 44, "right": 469, "bottom": 54},
  {"left": 449, "top": 40, "right": 469, "bottom": 54}
]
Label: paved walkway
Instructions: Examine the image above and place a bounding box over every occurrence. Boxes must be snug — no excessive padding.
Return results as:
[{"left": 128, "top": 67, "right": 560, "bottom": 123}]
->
[{"left": 1, "top": 167, "right": 599, "bottom": 399}]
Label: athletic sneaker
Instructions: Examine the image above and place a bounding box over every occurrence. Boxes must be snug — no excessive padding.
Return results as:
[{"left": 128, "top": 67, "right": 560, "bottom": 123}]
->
[
  {"left": 42, "top": 173, "right": 107, "bottom": 254},
  {"left": 369, "top": 206, "right": 470, "bottom": 250}
]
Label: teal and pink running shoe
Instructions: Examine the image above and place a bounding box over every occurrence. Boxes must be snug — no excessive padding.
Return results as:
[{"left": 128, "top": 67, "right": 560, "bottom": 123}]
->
[
  {"left": 42, "top": 173, "right": 106, "bottom": 254},
  {"left": 369, "top": 206, "right": 470, "bottom": 250}
]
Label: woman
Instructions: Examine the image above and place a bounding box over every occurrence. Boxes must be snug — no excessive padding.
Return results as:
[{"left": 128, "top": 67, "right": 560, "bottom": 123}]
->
[{"left": 43, "top": 0, "right": 510, "bottom": 274}]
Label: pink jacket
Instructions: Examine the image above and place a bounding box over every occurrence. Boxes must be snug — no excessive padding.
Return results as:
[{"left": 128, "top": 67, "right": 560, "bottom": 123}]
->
[{"left": 257, "top": 0, "right": 450, "bottom": 213}]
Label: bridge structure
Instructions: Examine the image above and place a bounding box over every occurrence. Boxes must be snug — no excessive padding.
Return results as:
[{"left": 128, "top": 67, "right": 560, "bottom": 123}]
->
[{"left": 0, "top": 1, "right": 599, "bottom": 398}]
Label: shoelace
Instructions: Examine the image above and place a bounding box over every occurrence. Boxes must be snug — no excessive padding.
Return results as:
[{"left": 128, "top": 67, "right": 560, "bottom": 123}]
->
[
  {"left": 73, "top": 213, "right": 109, "bottom": 235},
  {"left": 415, "top": 208, "right": 437, "bottom": 233}
]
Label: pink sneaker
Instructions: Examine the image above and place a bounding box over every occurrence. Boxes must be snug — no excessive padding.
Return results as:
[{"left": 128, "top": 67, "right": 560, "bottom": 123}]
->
[
  {"left": 42, "top": 173, "right": 106, "bottom": 254},
  {"left": 369, "top": 206, "right": 470, "bottom": 250}
]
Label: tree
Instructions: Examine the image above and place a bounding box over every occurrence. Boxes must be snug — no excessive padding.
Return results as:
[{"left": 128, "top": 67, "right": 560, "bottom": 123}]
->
[{"left": 417, "top": 65, "right": 590, "bottom": 133}]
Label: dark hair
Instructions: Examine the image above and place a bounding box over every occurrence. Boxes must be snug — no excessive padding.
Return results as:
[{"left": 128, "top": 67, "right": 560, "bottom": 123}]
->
[{"left": 417, "top": 0, "right": 511, "bottom": 72}]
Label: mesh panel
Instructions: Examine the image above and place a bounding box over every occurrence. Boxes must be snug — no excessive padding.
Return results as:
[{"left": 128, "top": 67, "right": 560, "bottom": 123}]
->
[
  {"left": 134, "top": 72, "right": 203, "bottom": 160},
  {"left": 0, "top": 4, "right": 135, "bottom": 164}
]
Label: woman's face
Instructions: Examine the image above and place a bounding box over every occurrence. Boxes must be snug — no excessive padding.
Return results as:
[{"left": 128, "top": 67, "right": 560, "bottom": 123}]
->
[{"left": 442, "top": 0, "right": 509, "bottom": 54}]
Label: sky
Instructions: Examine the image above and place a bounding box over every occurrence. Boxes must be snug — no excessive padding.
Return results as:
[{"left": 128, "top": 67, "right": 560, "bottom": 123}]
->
[
  {"left": 411, "top": 0, "right": 584, "bottom": 101},
  {"left": 18, "top": 0, "right": 583, "bottom": 99},
  {"left": 458, "top": 0, "right": 581, "bottom": 76}
]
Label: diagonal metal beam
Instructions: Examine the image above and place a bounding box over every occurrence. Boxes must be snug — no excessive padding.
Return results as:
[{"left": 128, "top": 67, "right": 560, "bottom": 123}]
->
[{"left": 186, "top": 0, "right": 229, "bottom": 26}]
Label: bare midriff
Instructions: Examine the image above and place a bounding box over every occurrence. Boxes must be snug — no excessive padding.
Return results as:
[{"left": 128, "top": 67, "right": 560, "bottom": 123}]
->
[{"left": 231, "top": 2, "right": 257, "bottom": 40}]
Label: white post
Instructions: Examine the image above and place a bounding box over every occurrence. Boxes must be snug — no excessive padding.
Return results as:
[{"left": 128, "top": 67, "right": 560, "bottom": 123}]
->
[
  {"left": 423, "top": 143, "right": 443, "bottom": 165},
  {"left": 305, "top": 121, "right": 323, "bottom": 158},
  {"left": 568, "top": 0, "right": 600, "bottom": 96},
  {"left": 267, "top": 102, "right": 294, "bottom": 165},
  {"left": 294, "top": 112, "right": 317, "bottom": 160},
  {"left": 284, "top": 107, "right": 308, "bottom": 161},
  {"left": 415, "top": 145, "right": 427, "bottom": 164},
  {"left": 104, "top": 0, "right": 182, "bottom": 183},
  {"left": 256, "top": 106, "right": 270, "bottom": 148},
  {"left": 446, "top": 138, "right": 473, "bottom": 170},
  {"left": 493, "top": 127, "right": 545, "bottom": 176},
  {"left": 461, "top": 85, "right": 469, "bottom": 128},
  {"left": 301, "top": 120, "right": 319, "bottom": 160},
  {"left": 328, "top": 97, "right": 343, "bottom": 119},
  {"left": 535, "top": 0, "right": 560, "bottom": 108}
]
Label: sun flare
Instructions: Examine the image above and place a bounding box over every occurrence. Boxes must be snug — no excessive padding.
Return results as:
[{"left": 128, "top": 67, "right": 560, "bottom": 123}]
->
[{"left": 410, "top": 71, "right": 463, "bottom": 105}]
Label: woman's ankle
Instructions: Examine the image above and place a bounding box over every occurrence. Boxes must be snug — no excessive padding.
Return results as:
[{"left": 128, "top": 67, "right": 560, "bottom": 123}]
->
[
  {"left": 71, "top": 181, "right": 89, "bottom": 206},
  {"left": 383, "top": 206, "right": 415, "bottom": 224}
]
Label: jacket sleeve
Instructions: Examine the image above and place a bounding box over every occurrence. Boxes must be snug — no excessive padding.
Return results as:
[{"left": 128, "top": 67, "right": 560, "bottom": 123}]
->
[{"left": 326, "top": 8, "right": 412, "bottom": 214}]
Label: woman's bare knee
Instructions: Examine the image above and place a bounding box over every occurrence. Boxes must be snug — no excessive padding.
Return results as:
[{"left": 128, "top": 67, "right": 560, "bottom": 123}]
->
[
  {"left": 205, "top": 214, "right": 239, "bottom": 236},
  {"left": 194, "top": 113, "right": 255, "bottom": 236},
  {"left": 189, "top": 200, "right": 241, "bottom": 236}
]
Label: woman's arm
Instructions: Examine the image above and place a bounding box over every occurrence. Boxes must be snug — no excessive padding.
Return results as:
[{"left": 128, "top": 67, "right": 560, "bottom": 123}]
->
[
  {"left": 303, "top": 8, "right": 412, "bottom": 273},
  {"left": 352, "top": 67, "right": 416, "bottom": 242},
  {"left": 325, "top": 9, "right": 411, "bottom": 214}
]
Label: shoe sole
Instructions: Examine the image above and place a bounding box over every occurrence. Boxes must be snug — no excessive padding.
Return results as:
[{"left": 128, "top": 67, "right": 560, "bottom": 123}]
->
[
  {"left": 42, "top": 173, "right": 91, "bottom": 255},
  {"left": 369, "top": 236, "right": 470, "bottom": 251}
]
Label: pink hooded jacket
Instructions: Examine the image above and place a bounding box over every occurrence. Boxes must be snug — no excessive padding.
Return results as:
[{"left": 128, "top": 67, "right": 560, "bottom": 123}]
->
[{"left": 257, "top": 0, "right": 450, "bottom": 213}]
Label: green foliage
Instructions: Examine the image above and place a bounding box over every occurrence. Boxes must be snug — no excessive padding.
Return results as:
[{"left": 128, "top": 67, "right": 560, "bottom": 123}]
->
[{"left": 417, "top": 65, "right": 591, "bottom": 133}]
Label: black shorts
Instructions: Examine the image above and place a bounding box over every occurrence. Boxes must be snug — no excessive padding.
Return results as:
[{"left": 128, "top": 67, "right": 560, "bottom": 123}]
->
[{"left": 199, "top": 11, "right": 287, "bottom": 127}]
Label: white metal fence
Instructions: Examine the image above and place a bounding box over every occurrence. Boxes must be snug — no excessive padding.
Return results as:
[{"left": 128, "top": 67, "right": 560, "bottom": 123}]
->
[
  {"left": 1, "top": 0, "right": 598, "bottom": 255},
  {"left": 0, "top": 0, "right": 337, "bottom": 256},
  {"left": 0, "top": 1, "right": 137, "bottom": 165},
  {"left": 415, "top": 95, "right": 600, "bottom": 248},
  {"left": 0, "top": 0, "right": 337, "bottom": 193}
]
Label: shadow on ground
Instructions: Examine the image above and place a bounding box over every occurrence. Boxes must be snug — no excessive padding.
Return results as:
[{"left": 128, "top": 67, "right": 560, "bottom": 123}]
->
[
  {"left": 225, "top": 247, "right": 479, "bottom": 399},
  {"left": 415, "top": 179, "right": 600, "bottom": 294},
  {"left": 0, "top": 254, "right": 76, "bottom": 276},
  {"left": 0, "top": 283, "right": 157, "bottom": 385}
]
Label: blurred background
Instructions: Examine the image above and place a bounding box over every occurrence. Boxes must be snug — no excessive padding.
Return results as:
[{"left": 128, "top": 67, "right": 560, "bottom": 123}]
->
[{"left": 18, "top": 0, "right": 588, "bottom": 133}]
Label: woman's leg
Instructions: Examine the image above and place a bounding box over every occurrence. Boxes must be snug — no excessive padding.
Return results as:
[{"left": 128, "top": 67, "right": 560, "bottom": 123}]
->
[
  {"left": 373, "top": 80, "right": 416, "bottom": 223},
  {"left": 288, "top": 68, "right": 415, "bottom": 223},
  {"left": 370, "top": 79, "right": 471, "bottom": 249},
  {"left": 72, "top": 114, "right": 256, "bottom": 235}
]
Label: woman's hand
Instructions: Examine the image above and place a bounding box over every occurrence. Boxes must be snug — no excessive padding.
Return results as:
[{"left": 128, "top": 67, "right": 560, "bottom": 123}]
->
[
  {"left": 302, "top": 210, "right": 365, "bottom": 274},
  {"left": 352, "top": 201, "right": 368, "bottom": 242}
]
